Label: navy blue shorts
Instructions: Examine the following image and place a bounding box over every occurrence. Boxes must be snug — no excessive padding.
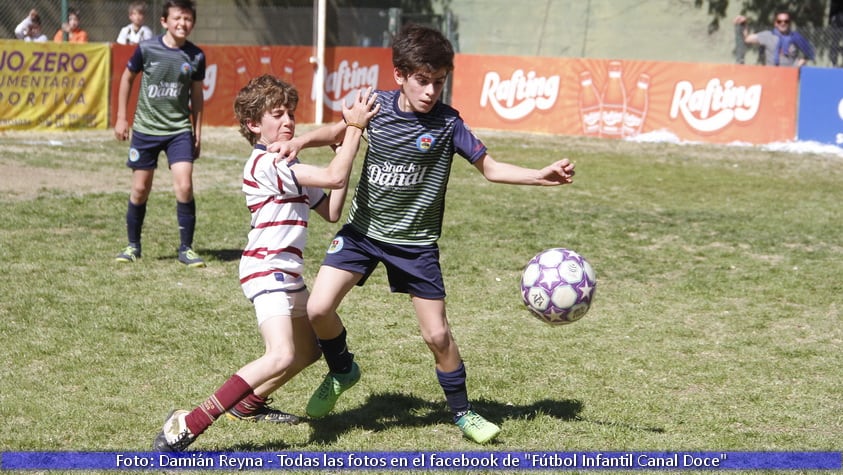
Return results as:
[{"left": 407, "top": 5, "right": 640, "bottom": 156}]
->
[
  {"left": 126, "top": 130, "right": 195, "bottom": 169},
  {"left": 322, "top": 224, "right": 446, "bottom": 299}
]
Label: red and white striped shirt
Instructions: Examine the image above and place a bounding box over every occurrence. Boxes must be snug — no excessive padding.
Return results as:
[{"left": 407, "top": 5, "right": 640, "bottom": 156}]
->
[{"left": 239, "top": 145, "right": 326, "bottom": 300}]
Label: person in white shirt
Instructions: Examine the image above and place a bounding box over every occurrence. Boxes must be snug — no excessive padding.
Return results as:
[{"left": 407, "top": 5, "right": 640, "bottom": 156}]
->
[
  {"left": 116, "top": 1, "right": 153, "bottom": 45},
  {"left": 15, "top": 9, "right": 48, "bottom": 43}
]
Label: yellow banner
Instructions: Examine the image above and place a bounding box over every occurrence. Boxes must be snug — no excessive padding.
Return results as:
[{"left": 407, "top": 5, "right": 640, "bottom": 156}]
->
[{"left": 0, "top": 40, "right": 110, "bottom": 131}]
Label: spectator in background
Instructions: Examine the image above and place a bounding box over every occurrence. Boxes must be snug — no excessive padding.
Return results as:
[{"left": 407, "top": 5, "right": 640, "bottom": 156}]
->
[
  {"left": 54, "top": 6, "right": 88, "bottom": 43},
  {"left": 735, "top": 11, "right": 814, "bottom": 67},
  {"left": 117, "top": 1, "right": 153, "bottom": 45},
  {"left": 15, "top": 9, "right": 48, "bottom": 42}
]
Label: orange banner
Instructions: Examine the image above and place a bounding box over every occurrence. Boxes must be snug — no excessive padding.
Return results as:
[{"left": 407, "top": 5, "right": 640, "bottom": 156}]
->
[
  {"left": 110, "top": 44, "right": 393, "bottom": 127},
  {"left": 316, "top": 47, "right": 394, "bottom": 122},
  {"left": 452, "top": 55, "right": 798, "bottom": 144},
  {"left": 110, "top": 44, "right": 311, "bottom": 127},
  {"left": 0, "top": 40, "right": 110, "bottom": 131}
]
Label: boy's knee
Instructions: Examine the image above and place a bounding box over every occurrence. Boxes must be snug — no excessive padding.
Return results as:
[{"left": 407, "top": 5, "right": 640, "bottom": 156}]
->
[
  {"left": 306, "top": 303, "right": 332, "bottom": 322},
  {"left": 265, "top": 348, "right": 296, "bottom": 373},
  {"left": 423, "top": 328, "right": 452, "bottom": 354}
]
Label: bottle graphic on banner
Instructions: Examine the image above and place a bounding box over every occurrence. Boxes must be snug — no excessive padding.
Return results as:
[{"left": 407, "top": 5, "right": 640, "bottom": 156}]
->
[
  {"left": 578, "top": 71, "right": 602, "bottom": 137},
  {"left": 282, "top": 57, "right": 295, "bottom": 82},
  {"left": 600, "top": 60, "right": 626, "bottom": 137},
  {"left": 622, "top": 73, "right": 650, "bottom": 137},
  {"left": 235, "top": 57, "right": 250, "bottom": 88},
  {"left": 259, "top": 46, "right": 274, "bottom": 76}
]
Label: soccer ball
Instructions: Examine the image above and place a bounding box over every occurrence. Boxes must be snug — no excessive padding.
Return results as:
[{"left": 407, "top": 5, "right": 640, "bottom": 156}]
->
[{"left": 520, "top": 248, "right": 597, "bottom": 325}]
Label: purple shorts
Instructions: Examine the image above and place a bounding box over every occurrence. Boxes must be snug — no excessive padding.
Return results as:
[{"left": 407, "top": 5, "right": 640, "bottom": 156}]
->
[
  {"left": 126, "top": 130, "right": 195, "bottom": 169},
  {"left": 322, "top": 224, "right": 446, "bottom": 299}
]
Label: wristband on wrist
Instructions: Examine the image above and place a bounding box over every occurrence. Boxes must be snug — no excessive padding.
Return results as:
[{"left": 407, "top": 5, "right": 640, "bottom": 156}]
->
[{"left": 346, "top": 122, "right": 365, "bottom": 130}]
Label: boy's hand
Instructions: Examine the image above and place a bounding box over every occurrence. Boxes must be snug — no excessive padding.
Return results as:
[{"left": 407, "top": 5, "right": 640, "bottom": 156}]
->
[
  {"left": 114, "top": 119, "right": 130, "bottom": 141},
  {"left": 342, "top": 87, "right": 380, "bottom": 130},
  {"left": 540, "top": 158, "right": 576, "bottom": 185},
  {"left": 269, "top": 137, "right": 304, "bottom": 164}
]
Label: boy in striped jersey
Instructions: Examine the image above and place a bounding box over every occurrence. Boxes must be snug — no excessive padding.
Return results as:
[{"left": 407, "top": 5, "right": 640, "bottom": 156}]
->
[
  {"left": 114, "top": 0, "right": 205, "bottom": 267},
  {"left": 152, "top": 75, "right": 379, "bottom": 451},
  {"left": 278, "top": 23, "right": 576, "bottom": 444}
]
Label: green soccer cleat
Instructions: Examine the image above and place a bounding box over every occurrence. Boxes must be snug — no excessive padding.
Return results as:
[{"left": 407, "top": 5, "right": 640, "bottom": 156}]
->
[
  {"left": 177, "top": 248, "right": 206, "bottom": 268},
  {"left": 115, "top": 245, "right": 141, "bottom": 263},
  {"left": 306, "top": 362, "right": 360, "bottom": 418},
  {"left": 456, "top": 410, "right": 500, "bottom": 444},
  {"left": 226, "top": 399, "right": 301, "bottom": 425}
]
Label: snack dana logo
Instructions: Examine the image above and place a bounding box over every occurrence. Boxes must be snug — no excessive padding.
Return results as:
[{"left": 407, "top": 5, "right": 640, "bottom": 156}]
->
[
  {"left": 480, "top": 69, "right": 560, "bottom": 120},
  {"left": 670, "top": 78, "right": 761, "bottom": 133},
  {"left": 314, "top": 60, "right": 379, "bottom": 111}
]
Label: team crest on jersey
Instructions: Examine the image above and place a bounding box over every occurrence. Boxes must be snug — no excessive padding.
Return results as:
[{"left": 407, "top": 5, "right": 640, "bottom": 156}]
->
[
  {"left": 128, "top": 148, "right": 140, "bottom": 162},
  {"left": 181, "top": 62, "right": 192, "bottom": 75},
  {"left": 327, "top": 236, "right": 344, "bottom": 254},
  {"left": 416, "top": 133, "right": 434, "bottom": 152}
]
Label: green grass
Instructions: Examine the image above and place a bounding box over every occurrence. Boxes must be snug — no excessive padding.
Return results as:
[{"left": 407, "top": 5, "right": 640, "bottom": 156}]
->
[{"left": 0, "top": 128, "right": 841, "bottom": 474}]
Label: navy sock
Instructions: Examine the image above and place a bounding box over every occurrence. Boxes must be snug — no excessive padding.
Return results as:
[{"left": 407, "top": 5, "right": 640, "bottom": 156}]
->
[
  {"left": 126, "top": 200, "right": 146, "bottom": 251},
  {"left": 317, "top": 328, "right": 354, "bottom": 374},
  {"left": 436, "top": 361, "right": 470, "bottom": 420},
  {"left": 176, "top": 199, "right": 196, "bottom": 251}
]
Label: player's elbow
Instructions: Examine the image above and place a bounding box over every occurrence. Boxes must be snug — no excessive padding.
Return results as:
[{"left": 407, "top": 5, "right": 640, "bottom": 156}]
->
[
  {"left": 323, "top": 175, "right": 348, "bottom": 190},
  {"left": 321, "top": 169, "right": 349, "bottom": 190}
]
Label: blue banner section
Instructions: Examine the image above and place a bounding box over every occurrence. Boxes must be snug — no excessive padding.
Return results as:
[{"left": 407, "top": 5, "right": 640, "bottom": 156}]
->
[
  {"left": 1, "top": 451, "right": 840, "bottom": 471},
  {"left": 796, "top": 66, "right": 843, "bottom": 147}
]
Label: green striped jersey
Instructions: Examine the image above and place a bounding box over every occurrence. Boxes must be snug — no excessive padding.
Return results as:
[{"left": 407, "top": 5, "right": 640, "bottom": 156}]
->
[
  {"left": 127, "top": 35, "right": 205, "bottom": 136},
  {"left": 347, "top": 89, "right": 487, "bottom": 245}
]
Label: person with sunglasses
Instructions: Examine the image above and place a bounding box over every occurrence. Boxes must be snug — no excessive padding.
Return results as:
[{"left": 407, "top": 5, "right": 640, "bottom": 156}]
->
[{"left": 734, "top": 10, "right": 815, "bottom": 67}]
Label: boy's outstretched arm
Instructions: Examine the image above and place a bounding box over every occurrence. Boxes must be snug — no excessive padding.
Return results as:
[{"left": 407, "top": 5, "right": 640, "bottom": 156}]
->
[
  {"left": 473, "top": 153, "right": 575, "bottom": 186},
  {"left": 268, "top": 119, "right": 348, "bottom": 162},
  {"left": 295, "top": 88, "right": 380, "bottom": 222}
]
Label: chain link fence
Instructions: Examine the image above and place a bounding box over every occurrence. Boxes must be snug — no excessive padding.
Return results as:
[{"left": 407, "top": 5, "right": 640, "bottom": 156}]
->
[
  {"left": 1, "top": 1, "right": 840, "bottom": 68},
  {"left": 0, "top": 1, "right": 450, "bottom": 48}
]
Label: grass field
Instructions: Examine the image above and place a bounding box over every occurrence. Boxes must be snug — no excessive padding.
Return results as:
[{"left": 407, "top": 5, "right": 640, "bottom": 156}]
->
[{"left": 0, "top": 126, "right": 841, "bottom": 474}]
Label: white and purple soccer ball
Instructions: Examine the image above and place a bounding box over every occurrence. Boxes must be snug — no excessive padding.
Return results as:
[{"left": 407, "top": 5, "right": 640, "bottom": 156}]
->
[{"left": 520, "top": 248, "right": 597, "bottom": 325}]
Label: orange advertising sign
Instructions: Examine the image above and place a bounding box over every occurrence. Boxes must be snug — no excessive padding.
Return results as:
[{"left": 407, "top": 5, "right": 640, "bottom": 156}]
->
[
  {"left": 111, "top": 44, "right": 311, "bottom": 127},
  {"left": 316, "top": 47, "right": 394, "bottom": 122},
  {"left": 452, "top": 55, "right": 798, "bottom": 144},
  {"left": 110, "top": 44, "right": 393, "bottom": 127}
]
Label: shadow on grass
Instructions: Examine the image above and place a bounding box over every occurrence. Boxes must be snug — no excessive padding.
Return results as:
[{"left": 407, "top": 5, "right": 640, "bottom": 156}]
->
[
  {"left": 304, "top": 391, "right": 586, "bottom": 446},
  {"left": 204, "top": 249, "right": 243, "bottom": 262},
  {"left": 202, "top": 249, "right": 243, "bottom": 262},
  {"left": 155, "top": 248, "right": 242, "bottom": 263},
  {"left": 226, "top": 391, "right": 662, "bottom": 450}
]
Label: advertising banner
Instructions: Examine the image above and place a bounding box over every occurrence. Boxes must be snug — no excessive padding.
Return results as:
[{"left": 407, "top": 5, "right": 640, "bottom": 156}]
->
[
  {"left": 111, "top": 44, "right": 311, "bottom": 127},
  {"left": 452, "top": 55, "right": 798, "bottom": 144},
  {"left": 0, "top": 40, "right": 110, "bottom": 131},
  {"left": 796, "top": 66, "right": 843, "bottom": 147},
  {"left": 110, "top": 44, "right": 393, "bottom": 127},
  {"left": 315, "top": 47, "right": 393, "bottom": 123}
]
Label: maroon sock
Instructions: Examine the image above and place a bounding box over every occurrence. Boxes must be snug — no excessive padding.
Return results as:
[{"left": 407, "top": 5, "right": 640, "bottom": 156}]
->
[
  {"left": 184, "top": 374, "right": 251, "bottom": 436},
  {"left": 231, "top": 392, "right": 267, "bottom": 416}
]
